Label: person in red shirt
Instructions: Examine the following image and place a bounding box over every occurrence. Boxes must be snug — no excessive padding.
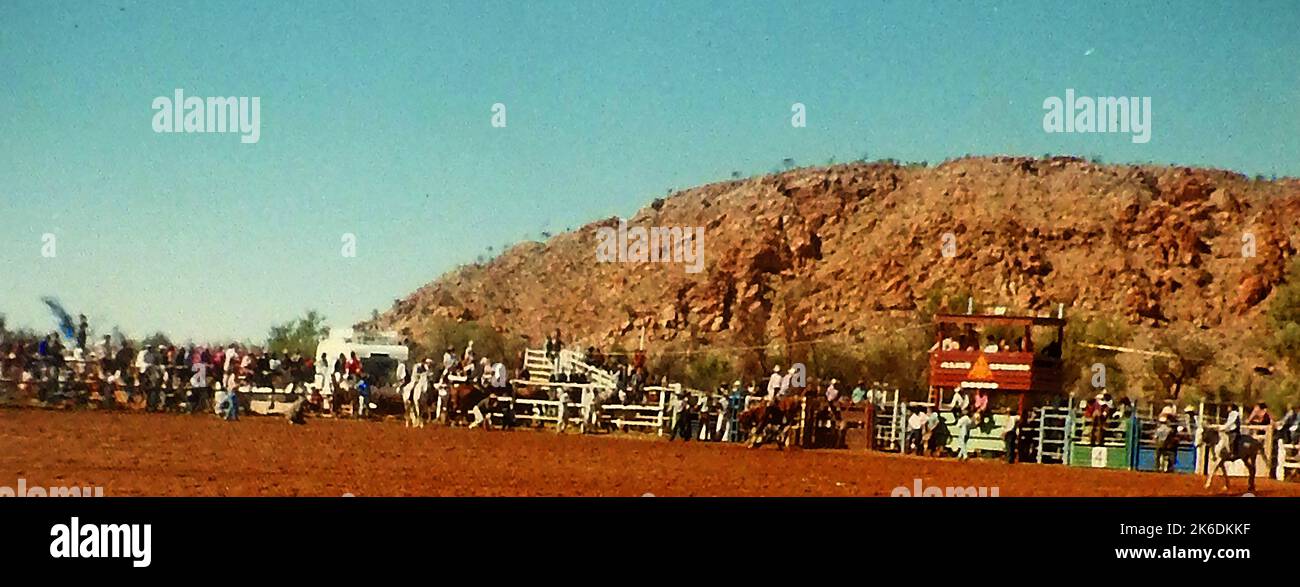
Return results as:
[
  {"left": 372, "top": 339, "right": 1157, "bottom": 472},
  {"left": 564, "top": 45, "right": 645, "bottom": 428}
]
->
[{"left": 346, "top": 352, "right": 362, "bottom": 378}]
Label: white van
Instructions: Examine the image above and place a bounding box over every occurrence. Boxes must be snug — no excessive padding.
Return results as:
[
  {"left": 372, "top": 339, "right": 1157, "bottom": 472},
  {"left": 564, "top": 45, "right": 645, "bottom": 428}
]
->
[{"left": 313, "top": 328, "right": 410, "bottom": 392}]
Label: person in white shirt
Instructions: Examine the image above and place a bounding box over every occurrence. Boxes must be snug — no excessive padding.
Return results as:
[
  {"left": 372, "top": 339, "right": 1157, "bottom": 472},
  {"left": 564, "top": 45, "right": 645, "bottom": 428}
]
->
[
  {"left": 395, "top": 361, "right": 408, "bottom": 388},
  {"left": 490, "top": 361, "right": 508, "bottom": 390},
  {"left": 239, "top": 353, "right": 254, "bottom": 391},
  {"left": 982, "top": 337, "right": 1000, "bottom": 353},
  {"left": 955, "top": 409, "right": 973, "bottom": 460},
  {"left": 478, "top": 357, "right": 492, "bottom": 387},
  {"left": 135, "top": 345, "right": 153, "bottom": 371},
  {"left": 1224, "top": 403, "right": 1242, "bottom": 453},
  {"left": 222, "top": 346, "right": 238, "bottom": 391},
  {"left": 825, "top": 379, "right": 840, "bottom": 403},
  {"left": 779, "top": 367, "right": 795, "bottom": 397},
  {"left": 949, "top": 387, "right": 970, "bottom": 413},
  {"left": 766, "top": 366, "right": 783, "bottom": 401},
  {"left": 907, "top": 408, "right": 927, "bottom": 454}
]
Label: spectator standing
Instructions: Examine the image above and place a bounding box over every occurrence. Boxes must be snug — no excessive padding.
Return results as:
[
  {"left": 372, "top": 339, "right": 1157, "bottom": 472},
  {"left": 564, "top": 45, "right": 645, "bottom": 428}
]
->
[{"left": 955, "top": 408, "right": 973, "bottom": 460}]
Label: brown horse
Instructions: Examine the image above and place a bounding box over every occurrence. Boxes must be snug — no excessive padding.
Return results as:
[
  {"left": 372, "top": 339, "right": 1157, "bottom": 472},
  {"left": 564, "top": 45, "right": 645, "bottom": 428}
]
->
[
  {"left": 503, "top": 383, "right": 553, "bottom": 428},
  {"left": 738, "top": 397, "right": 803, "bottom": 449},
  {"left": 441, "top": 381, "right": 489, "bottom": 426}
]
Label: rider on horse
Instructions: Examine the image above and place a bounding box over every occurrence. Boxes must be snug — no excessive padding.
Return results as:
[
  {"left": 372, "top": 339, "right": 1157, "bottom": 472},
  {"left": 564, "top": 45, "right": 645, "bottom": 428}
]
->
[{"left": 1223, "top": 403, "right": 1242, "bottom": 456}]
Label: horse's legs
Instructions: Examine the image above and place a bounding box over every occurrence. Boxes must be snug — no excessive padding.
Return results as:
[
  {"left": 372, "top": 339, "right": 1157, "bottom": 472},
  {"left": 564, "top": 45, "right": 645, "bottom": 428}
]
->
[
  {"left": 1205, "top": 457, "right": 1219, "bottom": 489},
  {"left": 1247, "top": 459, "right": 1257, "bottom": 493}
]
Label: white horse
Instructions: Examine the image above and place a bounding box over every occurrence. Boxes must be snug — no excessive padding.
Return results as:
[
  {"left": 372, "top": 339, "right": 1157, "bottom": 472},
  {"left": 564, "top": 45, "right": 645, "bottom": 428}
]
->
[
  {"left": 402, "top": 369, "right": 431, "bottom": 428},
  {"left": 579, "top": 386, "right": 620, "bottom": 433},
  {"left": 1197, "top": 426, "right": 1271, "bottom": 493}
]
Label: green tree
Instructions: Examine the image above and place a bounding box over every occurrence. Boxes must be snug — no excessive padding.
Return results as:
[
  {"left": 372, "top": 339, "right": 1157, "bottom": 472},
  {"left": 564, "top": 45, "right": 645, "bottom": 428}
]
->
[
  {"left": 141, "top": 331, "right": 174, "bottom": 348},
  {"left": 858, "top": 332, "right": 928, "bottom": 398},
  {"left": 266, "top": 310, "right": 329, "bottom": 356},
  {"left": 1269, "top": 259, "right": 1300, "bottom": 370},
  {"left": 411, "top": 317, "right": 524, "bottom": 368},
  {"left": 683, "top": 351, "right": 735, "bottom": 391},
  {"left": 1149, "top": 334, "right": 1215, "bottom": 400},
  {"left": 1061, "top": 315, "right": 1134, "bottom": 397}
]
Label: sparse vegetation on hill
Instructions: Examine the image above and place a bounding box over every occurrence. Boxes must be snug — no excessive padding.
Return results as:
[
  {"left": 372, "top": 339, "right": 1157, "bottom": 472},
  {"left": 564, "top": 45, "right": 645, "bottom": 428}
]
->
[{"left": 368, "top": 156, "right": 1300, "bottom": 402}]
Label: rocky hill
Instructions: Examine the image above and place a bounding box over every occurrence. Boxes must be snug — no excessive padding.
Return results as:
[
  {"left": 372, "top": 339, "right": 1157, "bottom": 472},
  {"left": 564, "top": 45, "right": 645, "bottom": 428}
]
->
[{"left": 369, "top": 156, "right": 1300, "bottom": 400}]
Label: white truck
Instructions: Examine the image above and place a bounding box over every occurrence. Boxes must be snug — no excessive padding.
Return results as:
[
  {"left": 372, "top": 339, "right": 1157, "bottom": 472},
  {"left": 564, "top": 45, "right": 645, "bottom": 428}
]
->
[{"left": 312, "top": 328, "right": 410, "bottom": 412}]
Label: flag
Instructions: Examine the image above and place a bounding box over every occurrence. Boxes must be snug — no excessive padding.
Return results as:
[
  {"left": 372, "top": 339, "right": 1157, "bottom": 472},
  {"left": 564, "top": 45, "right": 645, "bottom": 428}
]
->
[{"left": 41, "top": 297, "right": 76, "bottom": 340}]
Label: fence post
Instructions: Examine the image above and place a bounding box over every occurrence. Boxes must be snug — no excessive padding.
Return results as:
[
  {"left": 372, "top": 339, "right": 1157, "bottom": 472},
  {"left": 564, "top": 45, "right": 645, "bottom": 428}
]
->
[
  {"left": 799, "top": 396, "right": 808, "bottom": 448},
  {"left": 1036, "top": 406, "right": 1046, "bottom": 464},
  {"left": 1127, "top": 411, "right": 1139, "bottom": 470},
  {"left": 1196, "top": 401, "right": 1206, "bottom": 475},
  {"left": 890, "top": 390, "right": 900, "bottom": 451},
  {"left": 865, "top": 402, "right": 876, "bottom": 451},
  {"left": 557, "top": 392, "right": 567, "bottom": 434},
  {"left": 657, "top": 389, "right": 666, "bottom": 437},
  {"left": 1063, "top": 405, "right": 1074, "bottom": 465}
]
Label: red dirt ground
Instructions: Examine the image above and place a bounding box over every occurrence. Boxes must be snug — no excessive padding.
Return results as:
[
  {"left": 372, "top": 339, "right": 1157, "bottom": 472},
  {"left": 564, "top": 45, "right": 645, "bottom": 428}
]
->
[{"left": 3, "top": 408, "right": 1298, "bottom": 497}]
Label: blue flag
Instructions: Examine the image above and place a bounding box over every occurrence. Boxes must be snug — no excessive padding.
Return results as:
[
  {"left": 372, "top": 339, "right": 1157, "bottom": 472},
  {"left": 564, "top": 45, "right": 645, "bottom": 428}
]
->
[{"left": 41, "top": 297, "right": 76, "bottom": 340}]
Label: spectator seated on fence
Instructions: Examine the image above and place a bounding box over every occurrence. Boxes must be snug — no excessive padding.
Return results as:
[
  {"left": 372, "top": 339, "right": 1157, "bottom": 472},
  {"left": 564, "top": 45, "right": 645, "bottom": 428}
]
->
[
  {"left": 825, "top": 379, "right": 840, "bottom": 403},
  {"left": 1247, "top": 402, "right": 1272, "bottom": 426},
  {"left": 1115, "top": 397, "right": 1132, "bottom": 419},
  {"left": 949, "top": 386, "right": 970, "bottom": 413},
  {"left": 851, "top": 381, "right": 867, "bottom": 404},
  {"left": 1179, "top": 404, "right": 1197, "bottom": 433},
  {"left": 1085, "top": 394, "right": 1111, "bottom": 445},
  {"left": 1281, "top": 405, "right": 1300, "bottom": 445},
  {"left": 972, "top": 390, "right": 989, "bottom": 417}
]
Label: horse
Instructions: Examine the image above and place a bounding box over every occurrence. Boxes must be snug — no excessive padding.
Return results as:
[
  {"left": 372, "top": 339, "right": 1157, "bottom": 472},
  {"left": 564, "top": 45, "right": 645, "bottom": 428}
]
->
[
  {"left": 509, "top": 383, "right": 551, "bottom": 427},
  {"left": 579, "top": 385, "right": 620, "bottom": 433},
  {"left": 1197, "top": 426, "right": 1271, "bottom": 493},
  {"left": 738, "top": 397, "right": 802, "bottom": 449},
  {"left": 401, "top": 371, "right": 431, "bottom": 428},
  {"left": 442, "top": 381, "right": 489, "bottom": 426}
]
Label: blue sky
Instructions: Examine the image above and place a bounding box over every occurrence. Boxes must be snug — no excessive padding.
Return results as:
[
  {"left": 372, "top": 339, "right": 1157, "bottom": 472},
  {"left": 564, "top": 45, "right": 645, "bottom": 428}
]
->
[{"left": 1, "top": 0, "right": 1297, "bottom": 343}]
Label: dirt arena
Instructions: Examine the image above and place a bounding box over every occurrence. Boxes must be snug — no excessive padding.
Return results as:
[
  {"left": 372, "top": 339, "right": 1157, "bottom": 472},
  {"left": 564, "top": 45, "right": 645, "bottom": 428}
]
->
[{"left": 3, "top": 408, "right": 1299, "bottom": 497}]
